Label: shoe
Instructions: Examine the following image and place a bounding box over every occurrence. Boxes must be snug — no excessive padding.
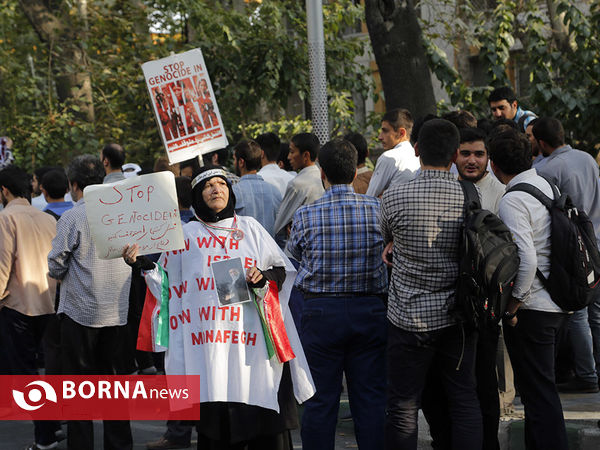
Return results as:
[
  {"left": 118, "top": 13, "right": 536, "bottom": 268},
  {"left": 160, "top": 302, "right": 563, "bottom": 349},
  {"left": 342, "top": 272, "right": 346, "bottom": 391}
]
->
[
  {"left": 557, "top": 378, "right": 600, "bottom": 393},
  {"left": 23, "top": 443, "right": 58, "bottom": 450},
  {"left": 146, "top": 437, "right": 191, "bottom": 449}
]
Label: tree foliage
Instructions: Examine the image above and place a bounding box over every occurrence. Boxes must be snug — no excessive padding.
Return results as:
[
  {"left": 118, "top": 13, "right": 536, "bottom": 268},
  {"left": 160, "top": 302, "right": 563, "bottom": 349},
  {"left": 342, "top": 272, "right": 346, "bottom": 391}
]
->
[
  {"left": 421, "top": 0, "right": 600, "bottom": 154},
  {"left": 0, "top": 0, "right": 372, "bottom": 171}
]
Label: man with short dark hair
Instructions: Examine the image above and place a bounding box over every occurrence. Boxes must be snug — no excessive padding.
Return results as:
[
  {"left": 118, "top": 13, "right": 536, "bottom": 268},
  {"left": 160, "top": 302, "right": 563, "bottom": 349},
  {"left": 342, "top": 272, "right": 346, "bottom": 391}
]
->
[
  {"left": 48, "top": 155, "right": 134, "bottom": 450},
  {"left": 455, "top": 126, "right": 507, "bottom": 449},
  {"left": 366, "top": 108, "right": 419, "bottom": 197},
  {"left": 287, "top": 139, "right": 387, "bottom": 450},
  {"left": 344, "top": 132, "right": 372, "bottom": 194},
  {"left": 456, "top": 127, "right": 504, "bottom": 213},
  {"left": 40, "top": 168, "right": 73, "bottom": 219},
  {"left": 201, "top": 147, "right": 240, "bottom": 185},
  {"left": 533, "top": 117, "right": 600, "bottom": 393},
  {"left": 31, "top": 166, "right": 55, "bottom": 210},
  {"left": 257, "top": 132, "right": 295, "bottom": 197},
  {"left": 0, "top": 165, "right": 59, "bottom": 450},
  {"left": 381, "top": 119, "right": 482, "bottom": 449},
  {"left": 489, "top": 127, "right": 569, "bottom": 450},
  {"left": 273, "top": 132, "right": 324, "bottom": 237},
  {"left": 488, "top": 87, "right": 536, "bottom": 132},
  {"left": 232, "top": 140, "right": 282, "bottom": 236},
  {"left": 101, "top": 143, "right": 126, "bottom": 183}
]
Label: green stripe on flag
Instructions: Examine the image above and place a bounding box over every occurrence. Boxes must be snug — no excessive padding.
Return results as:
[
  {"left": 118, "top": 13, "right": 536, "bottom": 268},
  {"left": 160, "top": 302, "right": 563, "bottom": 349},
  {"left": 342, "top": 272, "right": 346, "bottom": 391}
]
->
[{"left": 155, "top": 263, "right": 170, "bottom": 348}]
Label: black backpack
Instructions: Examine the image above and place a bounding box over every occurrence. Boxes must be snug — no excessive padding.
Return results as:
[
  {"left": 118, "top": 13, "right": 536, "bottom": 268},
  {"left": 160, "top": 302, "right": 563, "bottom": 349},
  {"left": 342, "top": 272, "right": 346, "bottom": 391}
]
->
[
  {"left": 507, "top": 176, "right": 600, "bottom": 311},
  {"left": 453, "top": 180, "right": 520, "bottom": 330}
]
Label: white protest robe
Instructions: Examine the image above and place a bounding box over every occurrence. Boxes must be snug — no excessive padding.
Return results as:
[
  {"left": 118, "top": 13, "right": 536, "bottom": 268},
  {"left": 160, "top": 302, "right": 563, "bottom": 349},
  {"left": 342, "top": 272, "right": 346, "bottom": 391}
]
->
[{"left": 142, "top": 215, "right": 314, "bottom": 412}]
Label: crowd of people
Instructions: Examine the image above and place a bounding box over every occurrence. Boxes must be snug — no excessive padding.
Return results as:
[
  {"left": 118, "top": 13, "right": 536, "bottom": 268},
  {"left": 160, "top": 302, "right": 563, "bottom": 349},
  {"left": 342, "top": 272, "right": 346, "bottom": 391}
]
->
[{"left": 0, "top": 85, "right": 599, "bottom": 450}]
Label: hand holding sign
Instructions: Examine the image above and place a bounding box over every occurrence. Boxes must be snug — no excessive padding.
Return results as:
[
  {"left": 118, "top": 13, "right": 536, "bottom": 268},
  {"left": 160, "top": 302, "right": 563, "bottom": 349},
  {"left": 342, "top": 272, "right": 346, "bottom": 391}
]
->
[{"left": 84, "top": 172, "right": 185, "bottom": 259}]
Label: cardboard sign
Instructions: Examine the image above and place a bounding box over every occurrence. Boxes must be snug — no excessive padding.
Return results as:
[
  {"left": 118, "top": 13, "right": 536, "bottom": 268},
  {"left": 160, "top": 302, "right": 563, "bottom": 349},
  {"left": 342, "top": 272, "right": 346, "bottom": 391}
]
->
[
  {"left": 84, "top": 172, "right": 185, "bottom": 259},
  {"left": 142, "top": 48, "right": 228, "bottom": 164}
]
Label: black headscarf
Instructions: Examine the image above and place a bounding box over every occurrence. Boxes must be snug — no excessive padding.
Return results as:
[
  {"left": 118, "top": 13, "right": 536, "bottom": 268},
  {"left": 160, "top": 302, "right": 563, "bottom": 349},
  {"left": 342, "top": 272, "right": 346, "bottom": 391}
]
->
[{"left": 190, "top": 166, "right": 236, "bottom": 223}]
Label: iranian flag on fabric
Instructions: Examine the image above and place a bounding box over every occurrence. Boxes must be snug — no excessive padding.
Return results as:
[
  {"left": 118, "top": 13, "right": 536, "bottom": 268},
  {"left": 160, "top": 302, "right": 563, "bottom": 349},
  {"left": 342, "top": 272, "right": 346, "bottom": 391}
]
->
[{"left": 137, "top": 264, "right": 169, "bottom": 352}]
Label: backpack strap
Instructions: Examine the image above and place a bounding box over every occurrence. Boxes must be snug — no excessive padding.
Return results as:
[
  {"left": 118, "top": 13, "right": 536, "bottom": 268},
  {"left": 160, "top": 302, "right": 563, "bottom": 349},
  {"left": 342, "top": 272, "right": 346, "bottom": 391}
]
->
[
  {"left": 506, "top": 182, "right": 553, "bottom": 210},
  {"left": 459, "top": 179, "right": 481, "bottom": 210}
]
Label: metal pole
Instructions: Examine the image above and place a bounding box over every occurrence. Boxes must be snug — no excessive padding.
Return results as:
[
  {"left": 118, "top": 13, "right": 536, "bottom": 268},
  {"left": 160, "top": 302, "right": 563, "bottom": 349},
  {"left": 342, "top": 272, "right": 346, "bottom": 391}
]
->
[{"left": 306, "top": 0, "right": 329, "bottom": 145}]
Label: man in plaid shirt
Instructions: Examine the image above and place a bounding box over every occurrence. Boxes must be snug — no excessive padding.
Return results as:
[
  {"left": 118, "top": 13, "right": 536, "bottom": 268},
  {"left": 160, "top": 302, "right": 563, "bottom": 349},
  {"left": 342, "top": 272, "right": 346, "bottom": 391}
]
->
[
  {"left": 380, "top": 119, "right": 482, "bottom": 449},
  {"left": 287, "top": 139, "right": 388, "bottom": 450}
]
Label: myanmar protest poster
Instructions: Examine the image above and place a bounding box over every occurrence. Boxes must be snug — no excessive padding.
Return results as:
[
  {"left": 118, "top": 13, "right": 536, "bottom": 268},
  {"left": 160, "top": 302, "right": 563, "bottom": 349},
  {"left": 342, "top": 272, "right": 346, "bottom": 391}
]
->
[{"left": 142, "top": 49, "right": 228, "bottom": 164}]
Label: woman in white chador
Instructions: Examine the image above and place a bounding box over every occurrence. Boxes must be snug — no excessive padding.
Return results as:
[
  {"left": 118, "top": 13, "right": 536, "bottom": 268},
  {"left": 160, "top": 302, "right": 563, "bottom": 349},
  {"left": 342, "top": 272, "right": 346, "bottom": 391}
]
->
[{"left": 124, "top": 167, "right": 314, "bottom": 450}]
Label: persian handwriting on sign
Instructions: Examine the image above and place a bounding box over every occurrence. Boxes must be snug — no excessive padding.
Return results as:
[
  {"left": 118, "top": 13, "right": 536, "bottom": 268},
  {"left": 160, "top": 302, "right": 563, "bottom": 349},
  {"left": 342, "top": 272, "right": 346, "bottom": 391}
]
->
[{"left": 84, "top": 172, "right": 185, "bottom": 260}]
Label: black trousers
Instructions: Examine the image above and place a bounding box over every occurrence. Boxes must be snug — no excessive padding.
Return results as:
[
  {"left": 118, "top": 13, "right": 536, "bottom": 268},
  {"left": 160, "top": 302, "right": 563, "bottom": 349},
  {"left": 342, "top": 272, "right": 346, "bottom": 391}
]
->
[
  {"left": 385, "top": 323, "right": 482, "bottom": 450},
  {"left": 60, "top": 314, "right": 134, "bottom": 450},
  {"left": 504, "top": 309, "right": 568, "bottom": 450},
  {"left": 423, "top": 324, "right": 500, "bottom": 450},
  {"left": 0, "top": 307, "right": 60, "bottom": 446}
]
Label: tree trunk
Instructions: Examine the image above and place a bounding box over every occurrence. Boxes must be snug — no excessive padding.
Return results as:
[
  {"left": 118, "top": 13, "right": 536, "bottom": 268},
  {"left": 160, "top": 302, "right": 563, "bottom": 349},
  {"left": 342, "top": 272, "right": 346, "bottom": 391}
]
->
[
  {"left": 364, "top": 0, "right": 437, "bottom": 118},
  {"left": 19, "top": 0, "right": 95, "bottom": 122}
]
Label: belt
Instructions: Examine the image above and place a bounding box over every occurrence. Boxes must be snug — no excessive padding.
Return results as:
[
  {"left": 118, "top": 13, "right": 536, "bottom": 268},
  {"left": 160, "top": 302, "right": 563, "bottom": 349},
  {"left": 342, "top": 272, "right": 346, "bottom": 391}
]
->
[{"left": 303, "top": 292, "right": 385, "bottom": 300}]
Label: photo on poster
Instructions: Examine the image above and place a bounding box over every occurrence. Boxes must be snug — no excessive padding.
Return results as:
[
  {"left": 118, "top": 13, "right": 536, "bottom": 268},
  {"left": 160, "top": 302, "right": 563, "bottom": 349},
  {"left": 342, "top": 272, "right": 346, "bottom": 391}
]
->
[{"left": 211, "top": 257, "right": 251, "bottom": 306}]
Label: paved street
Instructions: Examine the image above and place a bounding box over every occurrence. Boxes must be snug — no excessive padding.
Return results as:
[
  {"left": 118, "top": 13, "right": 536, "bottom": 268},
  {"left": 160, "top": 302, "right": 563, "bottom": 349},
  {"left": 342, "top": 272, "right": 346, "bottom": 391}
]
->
[{"left": 1, "top": 391, "right": 599, "bottom": 449}]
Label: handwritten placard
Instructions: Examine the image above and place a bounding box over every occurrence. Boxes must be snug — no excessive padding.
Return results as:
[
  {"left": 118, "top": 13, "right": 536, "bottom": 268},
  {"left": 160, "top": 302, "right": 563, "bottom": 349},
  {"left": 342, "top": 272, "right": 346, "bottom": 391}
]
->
[
  {"left": 84, "top": 172, "right": 185, "bottom": 259},
  {"left": 142, "top": 48, "right": 229, "bottom": 164}
]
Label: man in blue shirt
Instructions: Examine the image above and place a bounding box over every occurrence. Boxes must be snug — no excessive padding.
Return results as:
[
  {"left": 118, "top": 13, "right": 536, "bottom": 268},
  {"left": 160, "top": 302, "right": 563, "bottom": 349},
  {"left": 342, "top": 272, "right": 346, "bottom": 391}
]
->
[
  {"left": 534, "top": 117, "right": 600, "bottom": 393},
  {"left": 40, "top": 168, "right": 73, "bottom": 219},
  {"left": 232, "top": 140, "right": 282, "bottom": 236},
  {"left": 488, "top": 86, "right": 537, "bottom": 132},
  {"left": 287, "top": 139, "right": 387, "bottom": 450}
]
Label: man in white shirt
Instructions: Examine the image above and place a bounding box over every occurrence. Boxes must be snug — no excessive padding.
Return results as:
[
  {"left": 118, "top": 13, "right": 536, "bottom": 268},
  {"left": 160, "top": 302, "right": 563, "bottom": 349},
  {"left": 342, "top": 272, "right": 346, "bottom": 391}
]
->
[
  {"left": 454, "top": 126, "right": 507, "bottom": 450},
  {"left": 489, "top": 128, "right": 568, "bottom": 450},
  {"left": 256, "top": 132, "right": 295, "bottom": 197},
  {"left": 456, "top": 127, "right": 505, "bottom": 213},
  {"left": 366, "top": 108, "right": 420, "bottom": 197}
]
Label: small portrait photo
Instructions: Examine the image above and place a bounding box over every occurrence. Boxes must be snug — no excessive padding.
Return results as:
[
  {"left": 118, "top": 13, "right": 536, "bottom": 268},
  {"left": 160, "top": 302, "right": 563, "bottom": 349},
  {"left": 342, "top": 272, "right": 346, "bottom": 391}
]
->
[{"left": 211, "top": 257, "right": 251, "bottom": 306}]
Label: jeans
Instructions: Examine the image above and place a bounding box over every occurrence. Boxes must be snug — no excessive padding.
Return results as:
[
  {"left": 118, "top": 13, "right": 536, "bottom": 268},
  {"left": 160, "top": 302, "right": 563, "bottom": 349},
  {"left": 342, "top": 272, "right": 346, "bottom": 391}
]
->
[
  {"left": 588, "top": 289, "right": 600, "bottom": 377},
  {"left": 300, "top": 296, "right": 387, "bottom": 450},
  {"left": 385, "top": 323, "right": 482, "bottom": 450},
  {"left": 504, "top": 309, "right": 568, "bottom": 450},
  {"left": 567, "top": 307, "right": 598, "bottom": 383}
]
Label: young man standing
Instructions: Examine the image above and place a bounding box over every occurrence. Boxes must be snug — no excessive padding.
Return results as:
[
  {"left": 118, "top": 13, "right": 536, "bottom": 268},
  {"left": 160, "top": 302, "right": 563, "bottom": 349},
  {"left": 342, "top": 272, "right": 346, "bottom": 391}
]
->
[
  {"left": 366, "top": 108, "right": 419, "bottom": 197},
  {"left": 287, "top": 139, "right": 387, "bottom": 450},
  {"left": 489, "top": 128, "right": 569, "bottom": 450},
  {"left": 273, "top": 132, "right": 324, "bottom": 238},
  {"left": 381, "top": 119, "right": 482, "bottom": 449},
  {"left": 488, "top": 86, "right": 536, "bottom": 132}
]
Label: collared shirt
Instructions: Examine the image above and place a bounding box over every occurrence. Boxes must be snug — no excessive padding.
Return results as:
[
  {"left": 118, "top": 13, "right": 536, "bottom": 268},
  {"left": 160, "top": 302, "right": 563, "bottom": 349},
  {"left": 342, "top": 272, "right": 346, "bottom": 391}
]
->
[
  {"left": 476, "top": 172, "right": 505, "bottom": 214},
  {"left": 366, "top": 141, "right": 419, "bottom": 197},
  {"left": 273, "top": 164, "right": 324, "bottom": 235},
  {"left": 498, "top": 168, "right": 562, "bottom": 313},
  {"left": 532, "top": 153, "right": 547, "bottom": 169},
  {"left": 258, "top": 163, "right": 296, "bottom": 197},
  {"left": 0, "top": 198, "right": 57, "bottom": 316},
  {"left": 43, "top": 200, "right": 74, "bottom": 218},
  {"left": 352, "top": 166, "right": 373, "bottom": 194},
  {"left": 380, "top": 170, "right": 463, "bottom": 332},
  {"left": 31, "top": 194, "right": 47, "bottom": 211},
  {"left": 537, "top": 144, "right": 600, "bottom": 243},
  {"left": 287, "top": 184, "right": 387, "bottom": 294},
  {"left": 233, "top": 173, "right": 282, "bottom": 236},
  {"left": 103, "top": 171, "right": 125, "bottom": 184},
  {"left": 48, "top": 199, "right": 132, "bottom": 327},
  {"left": 513, "top": 106, "right": 537, "bottom": 130}
]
